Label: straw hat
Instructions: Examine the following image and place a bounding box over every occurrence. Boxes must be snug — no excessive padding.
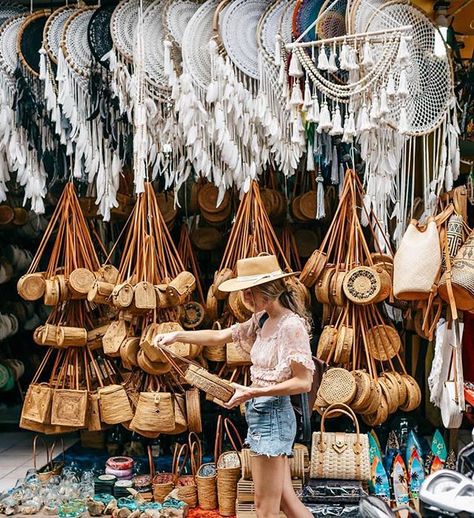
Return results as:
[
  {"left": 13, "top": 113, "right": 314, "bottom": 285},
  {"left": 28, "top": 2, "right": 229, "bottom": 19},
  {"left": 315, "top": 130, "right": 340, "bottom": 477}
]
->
[{"left": 218, "top": 255, "right": 297, "bottom": 293}]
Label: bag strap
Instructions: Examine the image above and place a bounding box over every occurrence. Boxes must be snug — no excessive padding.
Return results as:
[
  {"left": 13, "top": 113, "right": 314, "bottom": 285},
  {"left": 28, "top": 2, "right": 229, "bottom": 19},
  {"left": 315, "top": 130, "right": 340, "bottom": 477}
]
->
[
  {"left": 49, "top": 438, "right": 65, "bottom": 466},
  {"left": 148, "top": 446, "right": 155, "bottom": 478},
  {"left": 214, "top": 415, "right": 223, "bottom": 462},
  {"left": 188, "top": 433, "right": 202, "bottom": 477},
  {"left": 223, "top": 417, "right": 243, "bottom": 452},
  {"left": 320, "top": 403, "right": 360, "bottom": 436},
  {"left": 172, "top": 443, "right": 190, "bottom": 480},
  {"left": 33, "top": 435, "right": 51, "bottom": 470}
]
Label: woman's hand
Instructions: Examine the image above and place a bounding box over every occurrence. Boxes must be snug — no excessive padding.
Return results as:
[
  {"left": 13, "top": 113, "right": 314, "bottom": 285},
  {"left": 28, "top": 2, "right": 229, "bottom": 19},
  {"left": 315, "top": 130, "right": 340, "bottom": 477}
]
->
[
  {"left": 153, "top": 332, "right": 179, "bottom": 348},
  {"left": 224, "top": 383, "right": 255, "bottom": 409}
]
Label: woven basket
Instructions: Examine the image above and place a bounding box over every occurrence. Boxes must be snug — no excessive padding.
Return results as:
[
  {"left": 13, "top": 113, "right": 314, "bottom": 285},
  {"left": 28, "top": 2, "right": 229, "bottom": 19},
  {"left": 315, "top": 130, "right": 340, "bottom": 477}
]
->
[
  {"left": 350, "top": 371, "right": 372, "bottom": 413},
  {"left": 98, "top": 384, "right": 134, "bottom": 424},
  {"left": 137, "top": 350, "right": 172, "bottom": 376},
  {"left": 170, "top": 394, "right": 188, "bottom": 435},
  {"left": 68, "top": 268, "right": 96, "bottom": 298},
  {"left": 196, "top": 463, "right": 217, "bottom": 510},
  {"left": 203, "top": 321, "right": 226, "bottom": 362},
  {"left": 153, "top": 473, "right": 175, "bottom": 502},
  {"left": 318, "top": 368, "right": 356, "bottom": 406},
  {"left": 168, "top": 271, "right": 196, "bottom": 305},
  {"left": 50, "top": 389, "right": 88, "bottom": 428},
  {"left": 134, "top": 281, "right": 157, "bottom": 310},
  {"left": 22, "top": 383, "right": 52, "bottom": 424},
  {"left": 300, "top": 249, "right": 327, "bottom": 287},
  {"left": 206, "top": 284, "right": 219, "bottom": 322},
  {"left": 103, "top": 320, "right": 128, "bottom": 357},
  {"left": 317, "top": 325, "right": 338, "bottom": 362},
  {"left": 112, "top": 282, "right": 134, "bottom": 309},
  {"left": 184, "top": 364, "right": 235, "bottom": 402},
  {"left": 186, "top": 388, "right": 202, "bottom": 433},
  {"left": 217, "top": 451, "right": 241, "bottom": 516},
  {"left": 86, "top": 391, "right": 102, "bottom": 432},
  {"left": 213, "top": 268, "right": 233, "bottom": 300},
  {"left": 366, "top": 325, "right": 401, "bottom": 361},
  {"left": 17, "top": 273, "right": 46, "bottom": 301},
  {"left": 315, "top": 267, "right": 335, "bottom": 305},
  {"left": 129, "top": 392, "right": 175, "bottom": 433},
  {"left": 226, "top": 341, "right": 251, "bottom": 366},
  {"left": 182, "top": 301, "right": 206, "bottom": 329},
  {"left": 174, "top": 443, "right": 198, "bottom": 508}
]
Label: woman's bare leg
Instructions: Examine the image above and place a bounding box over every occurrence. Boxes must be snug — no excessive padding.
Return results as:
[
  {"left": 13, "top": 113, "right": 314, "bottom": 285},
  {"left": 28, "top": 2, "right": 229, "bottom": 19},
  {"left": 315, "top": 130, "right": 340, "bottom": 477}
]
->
[
  {"left": 280, "top": 457, "right": 312, "bottom": 518},
  {"left": 251, "top": 454, "right": 286, "bottom": 518}
]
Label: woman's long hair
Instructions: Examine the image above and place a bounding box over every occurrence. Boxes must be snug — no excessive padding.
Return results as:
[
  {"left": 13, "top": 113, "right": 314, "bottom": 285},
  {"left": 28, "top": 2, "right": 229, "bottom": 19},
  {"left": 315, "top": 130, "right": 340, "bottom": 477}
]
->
[{"left": 252, "top": 278, "right": 312, "bottom": 331}]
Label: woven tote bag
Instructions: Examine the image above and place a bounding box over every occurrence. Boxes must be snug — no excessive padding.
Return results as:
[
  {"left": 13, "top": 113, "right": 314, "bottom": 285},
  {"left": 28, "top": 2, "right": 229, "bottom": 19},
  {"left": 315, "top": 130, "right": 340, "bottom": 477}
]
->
[
  {"left": 310, "top": 403, "right": 370, "bottom": 481},
  {"left": 393, "top": 218, "right": 441, "bottom": 300}
]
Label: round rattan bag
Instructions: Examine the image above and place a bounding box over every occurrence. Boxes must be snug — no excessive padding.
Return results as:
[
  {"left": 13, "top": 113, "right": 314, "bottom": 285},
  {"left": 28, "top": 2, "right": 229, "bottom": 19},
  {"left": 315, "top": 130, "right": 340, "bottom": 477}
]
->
[
  {"left": 350, "top": 370, "right": 372, "bottom": 413},
  {"left": 366, "top": 325, "right": 401, "bottom": 362},
  {"left": 318, "top": 368, "right": 356, "bottom": 406},
  {"left": 342, "top": 266, "right": 389, "bottom": 305},
  {"left": 317, "top": 325, "right": 338, "bottom": 362}
]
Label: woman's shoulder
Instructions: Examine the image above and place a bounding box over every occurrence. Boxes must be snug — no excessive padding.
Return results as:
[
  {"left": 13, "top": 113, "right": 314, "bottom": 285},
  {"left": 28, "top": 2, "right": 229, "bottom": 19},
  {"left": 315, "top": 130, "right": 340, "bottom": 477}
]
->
[{"left": 281, "top": 311, "right": 308, "bottom": 331}]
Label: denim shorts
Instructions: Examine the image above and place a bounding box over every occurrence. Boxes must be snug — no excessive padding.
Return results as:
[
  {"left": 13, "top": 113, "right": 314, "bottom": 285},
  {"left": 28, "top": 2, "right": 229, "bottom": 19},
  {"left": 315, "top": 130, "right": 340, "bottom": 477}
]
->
[{"left": 244, "top": 395, "right": 296, "bottom": 457}]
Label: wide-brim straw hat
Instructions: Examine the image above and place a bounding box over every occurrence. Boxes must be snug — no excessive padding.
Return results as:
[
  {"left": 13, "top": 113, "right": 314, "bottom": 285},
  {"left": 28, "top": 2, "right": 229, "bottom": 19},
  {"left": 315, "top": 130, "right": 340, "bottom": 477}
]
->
[{"left": 219, "top": 255, "right": 298, "bottom": 293}]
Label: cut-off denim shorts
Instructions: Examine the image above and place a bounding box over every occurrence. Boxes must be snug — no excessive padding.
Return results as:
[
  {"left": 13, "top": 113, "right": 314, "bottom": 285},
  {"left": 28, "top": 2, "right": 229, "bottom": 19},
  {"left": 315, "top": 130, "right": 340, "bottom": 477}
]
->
[{"left": 244, "top": 395, "right": 296, "bottom": 457}]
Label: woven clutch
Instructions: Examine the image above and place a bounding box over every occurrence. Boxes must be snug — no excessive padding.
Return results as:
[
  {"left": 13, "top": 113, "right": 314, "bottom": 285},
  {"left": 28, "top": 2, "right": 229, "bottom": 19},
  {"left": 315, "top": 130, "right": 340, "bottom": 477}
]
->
[{"left": 184, "top": 364, "right": 235, "bottom": 403}]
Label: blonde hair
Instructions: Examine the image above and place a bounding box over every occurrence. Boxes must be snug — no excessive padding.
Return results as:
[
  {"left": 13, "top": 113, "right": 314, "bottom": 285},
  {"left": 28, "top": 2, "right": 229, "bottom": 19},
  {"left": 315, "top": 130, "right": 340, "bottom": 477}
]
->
[{"left": 251, "top": 278, "right": 312, "bottom": 331}]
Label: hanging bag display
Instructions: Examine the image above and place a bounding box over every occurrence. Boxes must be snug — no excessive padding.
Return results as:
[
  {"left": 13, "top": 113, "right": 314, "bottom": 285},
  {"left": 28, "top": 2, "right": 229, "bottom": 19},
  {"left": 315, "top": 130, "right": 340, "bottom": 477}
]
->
[{"left": 310, "top": 403, "right": 370, "bottom": 481}]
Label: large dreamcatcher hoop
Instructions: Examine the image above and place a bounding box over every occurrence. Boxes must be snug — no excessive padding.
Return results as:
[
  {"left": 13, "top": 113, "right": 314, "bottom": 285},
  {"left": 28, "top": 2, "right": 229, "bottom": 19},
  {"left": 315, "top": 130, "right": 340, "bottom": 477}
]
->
[
  {"left": 62, "top": 7, "right": 96, "bottom": 80},
  {"left": 18, "top": 10, "right": 51, "bottom": 78},
  {"left": 163, "top": 0, "right": 204, "bottom": 48},
  {"left": 219, "top": 0, "right": 273, "bottom": 81},
  {"left": 111, "top": 0, "right": 153, "bottom": 64},
  {"left": 44, "top": 5, "right": 77, "bottom": 64},
  {"left": 316, "top": 0, "right": 347, "bottom": 39},
  {"left": 88, "top": 4, "right": 114, "bottom": 67},
  {"left": 142, "top": 0, "right": 170, "bottom": 96},
  {"left": 182, "top": 0, "right": 220, "bottom": 91},
  {"left": 365, "top": 1, "right": 453, "bottom": 136}
]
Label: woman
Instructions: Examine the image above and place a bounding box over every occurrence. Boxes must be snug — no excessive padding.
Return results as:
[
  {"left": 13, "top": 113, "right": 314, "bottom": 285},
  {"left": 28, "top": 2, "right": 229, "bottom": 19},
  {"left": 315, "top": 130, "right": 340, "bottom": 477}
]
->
[{"left": 154, "top": 255, "right": 314, "bottom": 518}]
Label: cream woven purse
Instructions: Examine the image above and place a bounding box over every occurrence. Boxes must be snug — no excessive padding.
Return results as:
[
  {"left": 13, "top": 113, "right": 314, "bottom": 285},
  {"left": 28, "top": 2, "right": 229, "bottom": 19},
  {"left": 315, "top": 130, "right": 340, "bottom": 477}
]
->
[
  {"left": 393, "top": 218, "right": 441, "bottom": 300},
  {"left": 310, "top": 403, "right": 370, "bottom": 481}
]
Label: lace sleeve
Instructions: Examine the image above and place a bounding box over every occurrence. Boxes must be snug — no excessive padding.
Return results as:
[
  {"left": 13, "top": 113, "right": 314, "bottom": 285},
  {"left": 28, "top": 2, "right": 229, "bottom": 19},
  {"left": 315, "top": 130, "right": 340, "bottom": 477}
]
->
[
  {"left": 231, "top": 313, "right": 262, "bottom": 354},
  {"left": 276, "top": 315, "right": 314, "bottom": 375}
]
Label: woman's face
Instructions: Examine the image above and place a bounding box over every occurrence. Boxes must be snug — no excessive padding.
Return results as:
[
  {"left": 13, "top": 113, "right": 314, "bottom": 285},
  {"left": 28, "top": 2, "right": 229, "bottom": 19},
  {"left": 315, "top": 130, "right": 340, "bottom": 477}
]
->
[{"left": 242, "top": 288, "right": 267, "bottom": 312}]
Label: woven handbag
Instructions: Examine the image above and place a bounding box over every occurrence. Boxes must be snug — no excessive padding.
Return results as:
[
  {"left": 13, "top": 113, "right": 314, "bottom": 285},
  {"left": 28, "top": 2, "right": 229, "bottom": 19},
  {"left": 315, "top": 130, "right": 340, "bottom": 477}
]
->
[
  {"left": 310, "top": 403, "right": 370, "bottom": 481},
  {"left": 393, "top": 218, "right": 441, "bottom": 300}
]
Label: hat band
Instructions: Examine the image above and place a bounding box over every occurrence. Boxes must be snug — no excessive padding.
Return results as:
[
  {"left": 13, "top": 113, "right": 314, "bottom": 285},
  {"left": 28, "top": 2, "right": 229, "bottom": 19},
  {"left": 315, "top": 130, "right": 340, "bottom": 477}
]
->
[{"left": 233, "top": 270, "right": 285, "bottom": 284}]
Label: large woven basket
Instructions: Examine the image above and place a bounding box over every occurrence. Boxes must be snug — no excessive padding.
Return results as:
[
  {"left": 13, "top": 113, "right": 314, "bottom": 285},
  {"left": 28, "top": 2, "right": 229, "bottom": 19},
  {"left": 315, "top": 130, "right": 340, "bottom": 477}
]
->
[
  {"left": 98, "top": 384, "right": 134, "bottom": 425},
  {"left": 217, "top": 451, "right": 241, "bottom": 516}
]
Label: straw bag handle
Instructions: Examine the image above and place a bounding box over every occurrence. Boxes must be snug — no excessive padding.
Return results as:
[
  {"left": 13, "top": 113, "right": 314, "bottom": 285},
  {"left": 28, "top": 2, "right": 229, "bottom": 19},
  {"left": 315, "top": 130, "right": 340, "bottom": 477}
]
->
[
  {"left": 49, "top": 438, "right": 65, "bottom": 466},
  {"left": 148, "top": 446, "right": 156, "bottom": 478},
  {"left": 223, "top": 417, "right": 243, "bottom": 452},
  {"left": 172, "top": 443, "right": 190, "bottom": 480},
  {"left": 320, "top": 403, "right": 361, "bottom": 435},
  {"left": 188, "top": 433, "right": 202, "bottom": 476},
  {"left": 33, "top": 435, "right": 52, "bottom": 471},
  {"left": 214, "top": 415, "right": 223, "bottom": 462}
]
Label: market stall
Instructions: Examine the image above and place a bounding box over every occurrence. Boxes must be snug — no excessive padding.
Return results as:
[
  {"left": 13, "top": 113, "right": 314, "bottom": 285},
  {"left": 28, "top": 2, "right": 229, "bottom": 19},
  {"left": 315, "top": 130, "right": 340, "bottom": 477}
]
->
[{"left": 0, "top": 0, "right": 473, "bottom": 517}]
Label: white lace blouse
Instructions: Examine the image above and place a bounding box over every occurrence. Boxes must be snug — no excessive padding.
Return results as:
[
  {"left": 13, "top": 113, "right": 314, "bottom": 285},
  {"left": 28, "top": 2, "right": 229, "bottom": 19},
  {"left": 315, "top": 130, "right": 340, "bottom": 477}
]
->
[{"left": 231, "top": 311, "right": 314, "bottom": 387}]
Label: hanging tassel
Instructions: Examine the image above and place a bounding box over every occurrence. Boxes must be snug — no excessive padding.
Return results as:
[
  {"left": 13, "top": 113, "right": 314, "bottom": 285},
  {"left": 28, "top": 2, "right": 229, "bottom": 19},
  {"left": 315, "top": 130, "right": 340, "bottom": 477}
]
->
[
  {"left": 338, "top": 164, "right": 345, "bottom": 196},
  {"left": 317, "top": 102, "right": 332, "bottom": 133},
  {"left": 342, "top": 112, "right": 356, "bottom": 143},
  {"left": 339, "top": 43, "right": 349, "bottom": 70},
  {"left": 278, "top": 57, "right": 286, "bottom": 85},
  {"left": 316, "top": 173, "right": 325, "bottom": 219},
  {"left": 397, "top": 68, "right": 408, "bottom": 98},
  {"left": 290, "top": 80, "right": 303, "bottom": 106},
  {"left": 358, "top": 104, "right": 370, "bottom": 132},
  {"left": 289, "top": 52, "right": 304, "bottom": 78},
  {"left": 379, "top": 88, "right": 389, "bottom": 118},
  {"left": 360, "top": 194, "right": 371, "bottom": 227},
  {"left": 398, "top": 105, "right": 408, "bottom": 134},
  {"left": 396, "top": 35, "right": 409, "bottom": 66},
  {"left": 310, "top": 94, "right": 320, "bottom": 123},
  {"left": 445, "top": 164, "right": 453, "bottom": 191},
  {"left": 303, "top": 80, "right": 312, "bottom": 111},
  {"left": 331, "top": 146, "right": 339, "bottom": 184},
  {"left": 349, "top": 47, "right": 359, "bottom": 70},
  {"left": 274, "top": 35, "right": 281, "bottom": 66},
  {"left": 291, "top": 114, "right": 302, "bottom": 143},
  {"left": 362, "top": 40, "right": 374, "bottom": 67},
  {"left": 370, "top": 94, "right": 380, "bottom": 125},
  {"left": 329, "top": 106, "right": 343, "bottom": 135},
  {"left": 317, "top": 46, "right": 329, "bottom": 70},
  {"left": 163, "top": 39, "right": 173, "bottom": 77},
  {"left": 328, "top": 49, "right": 338, "bottom": 72},
  {"left": 307, "top": 140, "right": 315, "bottom": 171},
  {"left": 386, "top": 73, "right": 396, "bottom": 98}
]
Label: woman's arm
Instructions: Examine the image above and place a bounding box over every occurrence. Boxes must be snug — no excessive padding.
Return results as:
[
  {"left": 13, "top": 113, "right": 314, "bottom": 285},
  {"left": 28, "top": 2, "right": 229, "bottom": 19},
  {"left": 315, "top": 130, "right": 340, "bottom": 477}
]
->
[
  {"left": 153, "top": 327, "right": 233, "bottom": 348},
  {"left": 225, "top": 363, "right": 312, "bottom": 408}
]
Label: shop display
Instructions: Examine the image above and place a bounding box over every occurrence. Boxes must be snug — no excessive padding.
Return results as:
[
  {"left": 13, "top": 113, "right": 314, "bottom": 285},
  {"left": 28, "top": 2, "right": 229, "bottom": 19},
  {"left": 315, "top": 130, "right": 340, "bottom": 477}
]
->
[{"left": 0, "top": 0, "right": 472, "bottom": 517}]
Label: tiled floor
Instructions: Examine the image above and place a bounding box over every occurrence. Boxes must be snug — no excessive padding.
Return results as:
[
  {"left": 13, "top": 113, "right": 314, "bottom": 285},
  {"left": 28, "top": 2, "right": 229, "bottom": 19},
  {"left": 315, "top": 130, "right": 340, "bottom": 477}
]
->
[{"left": 0, "top": 432, "right": 77, "bottom": 492}]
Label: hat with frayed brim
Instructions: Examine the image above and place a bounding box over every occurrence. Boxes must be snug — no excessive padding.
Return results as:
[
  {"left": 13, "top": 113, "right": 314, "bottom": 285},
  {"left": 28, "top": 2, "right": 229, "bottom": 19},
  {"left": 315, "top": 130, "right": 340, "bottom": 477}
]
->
[{"left": 218, "top": 255, "right": 298, "bottom": 293}]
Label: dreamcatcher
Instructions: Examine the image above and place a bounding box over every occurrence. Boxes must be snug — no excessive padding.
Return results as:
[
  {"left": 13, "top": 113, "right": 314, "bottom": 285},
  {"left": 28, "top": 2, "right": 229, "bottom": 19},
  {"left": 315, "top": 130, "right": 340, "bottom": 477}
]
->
[
  {"left": 361, "top": 1, "right": 458, "bottom": 243},
  {"left": 15, "top": 10, "right": 53, "bottom": 214},
  {"left": 202, "top": 0, "right": 274, "bottom": 193},
  {"left": 55, "top": 6, "right": 121, "bottom": 221},
  {"left": 0, "top": 8, "right": 28, "bottom": 205},
  {"left": 257, "top": 0, "right": 304, "bottom": 177}
]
